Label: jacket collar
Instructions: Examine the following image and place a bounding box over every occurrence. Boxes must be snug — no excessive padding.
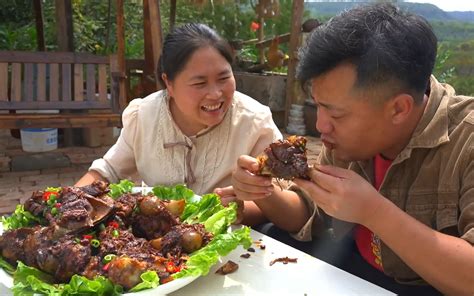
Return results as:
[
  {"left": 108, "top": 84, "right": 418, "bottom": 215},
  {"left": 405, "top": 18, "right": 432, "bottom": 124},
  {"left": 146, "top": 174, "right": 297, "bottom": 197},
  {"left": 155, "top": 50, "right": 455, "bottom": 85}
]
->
[{"left": 394, "top": 76, "right": 450, "bottom": 164}]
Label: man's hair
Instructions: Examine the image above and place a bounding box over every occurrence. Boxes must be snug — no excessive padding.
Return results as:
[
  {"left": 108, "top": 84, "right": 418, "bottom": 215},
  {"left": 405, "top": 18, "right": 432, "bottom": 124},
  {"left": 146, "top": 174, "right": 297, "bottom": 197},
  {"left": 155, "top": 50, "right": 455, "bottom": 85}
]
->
[{"left": 296, "top": 3, "right": 437, "bottom": 103}]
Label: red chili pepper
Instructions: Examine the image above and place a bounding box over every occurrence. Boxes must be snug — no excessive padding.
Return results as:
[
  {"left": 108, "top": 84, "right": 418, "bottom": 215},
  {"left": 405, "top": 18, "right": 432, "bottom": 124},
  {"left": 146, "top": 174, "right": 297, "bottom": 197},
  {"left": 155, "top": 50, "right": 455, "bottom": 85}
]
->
[
  {"left": 55, "top": 203, "right": 62, "bottom": 208},
  {"left": 166, "top": 261, "right": 180, "bottom": 273},
  {"left": 42, "top": 191, "right": 53, "bottom": 201},
  {"left": 108, "top": 221, "right": 119, "bottom": 229},
  {"left": 83, "top": 234, "right": 93, "bottom": 240},
  {"left": 102, "top": 262, "right": 110, "bottom": 271}
]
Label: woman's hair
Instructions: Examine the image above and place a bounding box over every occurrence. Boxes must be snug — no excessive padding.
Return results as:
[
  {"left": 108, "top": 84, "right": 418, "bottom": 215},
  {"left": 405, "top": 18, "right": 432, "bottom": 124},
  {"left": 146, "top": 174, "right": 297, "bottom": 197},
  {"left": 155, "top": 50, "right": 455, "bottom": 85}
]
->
[
  {"left": 157, "top": 23, "right": 233, "bottom": 84},
  {"left": 297, "top": 3, "right": 437, "bottom": 103}
]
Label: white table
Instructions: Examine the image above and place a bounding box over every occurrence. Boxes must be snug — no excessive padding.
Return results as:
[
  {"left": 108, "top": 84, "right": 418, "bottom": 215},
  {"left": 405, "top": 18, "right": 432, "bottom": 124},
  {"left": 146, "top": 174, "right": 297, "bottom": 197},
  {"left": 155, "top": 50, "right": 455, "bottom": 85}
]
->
[
  {"left": 0, "top": 228, "right": 395, "bottom": 296},
  {"left": 170, "top": 228, "right": 395, "bottom": 295}
]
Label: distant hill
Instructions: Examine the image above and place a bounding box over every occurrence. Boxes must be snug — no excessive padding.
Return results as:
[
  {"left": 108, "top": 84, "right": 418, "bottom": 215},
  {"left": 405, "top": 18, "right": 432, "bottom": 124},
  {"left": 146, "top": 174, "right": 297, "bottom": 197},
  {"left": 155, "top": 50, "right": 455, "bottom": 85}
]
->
[
  {"left": 447, "top": 11, "right": 474, "bottom": 23},
  {"left": 305, "top": 2, "right": 474, "bottom": 23}
]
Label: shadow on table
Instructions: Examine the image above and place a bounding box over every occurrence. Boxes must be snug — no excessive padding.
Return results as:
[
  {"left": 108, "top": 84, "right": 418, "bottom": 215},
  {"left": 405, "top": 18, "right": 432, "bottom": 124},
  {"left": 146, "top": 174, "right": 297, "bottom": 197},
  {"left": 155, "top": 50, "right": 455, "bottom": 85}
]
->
[{"left": 253, "top": 222, "right": 443, "bottom": 296}]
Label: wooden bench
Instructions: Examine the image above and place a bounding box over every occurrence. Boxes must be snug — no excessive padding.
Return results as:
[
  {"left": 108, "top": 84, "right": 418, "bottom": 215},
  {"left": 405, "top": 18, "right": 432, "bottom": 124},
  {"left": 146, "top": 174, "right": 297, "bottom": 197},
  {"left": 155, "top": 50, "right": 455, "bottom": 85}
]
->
[{"left": 0, "top": 50, "right": 126, "bottom": 129}]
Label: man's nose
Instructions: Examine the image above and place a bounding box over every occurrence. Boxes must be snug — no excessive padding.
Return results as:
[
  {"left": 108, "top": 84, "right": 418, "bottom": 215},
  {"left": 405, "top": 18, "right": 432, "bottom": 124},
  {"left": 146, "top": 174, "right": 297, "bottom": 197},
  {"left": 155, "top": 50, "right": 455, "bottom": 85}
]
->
[{"left": 316, "top": 108, "right": 333, "bottom": 134}]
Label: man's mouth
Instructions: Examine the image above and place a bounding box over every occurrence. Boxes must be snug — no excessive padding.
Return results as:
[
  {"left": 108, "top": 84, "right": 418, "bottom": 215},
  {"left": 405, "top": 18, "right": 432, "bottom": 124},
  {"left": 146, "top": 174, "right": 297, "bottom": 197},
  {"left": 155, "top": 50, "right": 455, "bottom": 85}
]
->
[
  {"left": 201, "top": 102, "right": 223, "bottom": 112},
  {"left": 321, "top": 136, "right": 335, "bottom": 150}
]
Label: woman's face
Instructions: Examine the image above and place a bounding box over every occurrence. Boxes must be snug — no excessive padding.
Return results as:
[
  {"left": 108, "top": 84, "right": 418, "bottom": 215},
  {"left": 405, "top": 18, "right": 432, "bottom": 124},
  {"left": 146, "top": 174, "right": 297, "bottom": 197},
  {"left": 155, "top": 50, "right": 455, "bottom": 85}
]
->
[{"left": 164, "top": 46, "right": 236, "bottom": 136}]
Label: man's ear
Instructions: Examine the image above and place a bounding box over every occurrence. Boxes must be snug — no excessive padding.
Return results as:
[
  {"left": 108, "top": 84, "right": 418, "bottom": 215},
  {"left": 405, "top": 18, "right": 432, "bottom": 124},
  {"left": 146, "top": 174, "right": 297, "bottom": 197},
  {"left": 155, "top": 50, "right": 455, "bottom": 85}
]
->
[{"left": 389, "top": 94, "right": 414, "bottom": 124}]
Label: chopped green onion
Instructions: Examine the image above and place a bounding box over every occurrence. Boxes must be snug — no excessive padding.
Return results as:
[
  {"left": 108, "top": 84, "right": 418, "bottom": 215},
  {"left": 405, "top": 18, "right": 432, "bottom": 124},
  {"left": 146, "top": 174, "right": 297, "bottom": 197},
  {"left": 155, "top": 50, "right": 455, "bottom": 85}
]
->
[
  {"left": 99, "top": 223, "right": 106, "bottom": 231},
  {"left": 90, "top": 239, "right": 100, "bottom": 248},
  {"left": 103, "top": 254, "right": 117, "bottom": 264},
  {"left": 50, "top": 207, "right": 58, "bottom": 215},
  {"left": 112, "top": 230, "right": 119, "bottom": 237},
  {"left": 47, "top": 195, "right": 57, "bottom": 205}
]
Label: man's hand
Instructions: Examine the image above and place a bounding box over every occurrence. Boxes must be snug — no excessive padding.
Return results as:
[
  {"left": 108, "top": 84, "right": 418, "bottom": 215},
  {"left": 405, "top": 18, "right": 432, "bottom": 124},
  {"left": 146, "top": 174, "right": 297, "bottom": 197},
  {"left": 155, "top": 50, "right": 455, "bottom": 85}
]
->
[
  {"left": 232, "top": 155, "right": 275, "bottom": 201},
  {"left": 293, "top": 164, "right": 385, "bottom": 226}
]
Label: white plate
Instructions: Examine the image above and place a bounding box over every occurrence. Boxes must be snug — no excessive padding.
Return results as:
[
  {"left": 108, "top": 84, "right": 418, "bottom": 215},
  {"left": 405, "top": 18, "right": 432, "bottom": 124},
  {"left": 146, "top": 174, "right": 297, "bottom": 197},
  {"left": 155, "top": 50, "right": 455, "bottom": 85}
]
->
[{"left": 0, "top": 186, "right": 201, "bottom": 295}]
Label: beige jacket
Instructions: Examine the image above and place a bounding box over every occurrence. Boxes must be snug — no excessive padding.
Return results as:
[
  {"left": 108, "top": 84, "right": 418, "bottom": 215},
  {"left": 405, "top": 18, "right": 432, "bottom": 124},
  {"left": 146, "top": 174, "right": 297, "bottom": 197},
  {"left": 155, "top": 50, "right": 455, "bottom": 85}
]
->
[
  {"left": 294, "top": 76, "right": 474, "bottom": 283},
  {"left": 89, "top": 90, "right": 282, "bottom": 195}
]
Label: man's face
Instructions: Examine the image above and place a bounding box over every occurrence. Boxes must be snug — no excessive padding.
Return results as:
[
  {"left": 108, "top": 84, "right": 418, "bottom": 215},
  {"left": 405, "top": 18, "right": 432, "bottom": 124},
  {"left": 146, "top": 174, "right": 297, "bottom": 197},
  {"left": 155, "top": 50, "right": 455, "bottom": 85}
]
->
[{"left": 311, "top": 63, "right": 394, "bottom": 161}]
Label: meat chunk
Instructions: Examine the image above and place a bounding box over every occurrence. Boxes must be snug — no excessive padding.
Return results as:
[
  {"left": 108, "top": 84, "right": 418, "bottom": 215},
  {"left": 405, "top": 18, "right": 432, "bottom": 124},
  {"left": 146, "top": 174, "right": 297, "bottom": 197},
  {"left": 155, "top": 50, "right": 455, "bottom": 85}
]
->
[{"left": 257, "top": 135, "right": 310, "bottom": 180}]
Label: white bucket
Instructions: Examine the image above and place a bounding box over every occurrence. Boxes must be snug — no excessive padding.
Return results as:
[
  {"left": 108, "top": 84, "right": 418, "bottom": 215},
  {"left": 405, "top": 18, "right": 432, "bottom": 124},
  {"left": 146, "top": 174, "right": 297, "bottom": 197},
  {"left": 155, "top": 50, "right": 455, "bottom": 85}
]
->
[{"left": 20, "top": 128, "right": 58, "bottom": 152}]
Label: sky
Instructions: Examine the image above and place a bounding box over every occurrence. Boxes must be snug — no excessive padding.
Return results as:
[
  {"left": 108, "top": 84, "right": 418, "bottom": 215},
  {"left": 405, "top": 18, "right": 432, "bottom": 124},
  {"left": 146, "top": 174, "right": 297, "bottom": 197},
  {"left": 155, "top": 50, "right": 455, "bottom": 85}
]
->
[{"left": 405, "top": 0, "right": 474, "bottom": 12}]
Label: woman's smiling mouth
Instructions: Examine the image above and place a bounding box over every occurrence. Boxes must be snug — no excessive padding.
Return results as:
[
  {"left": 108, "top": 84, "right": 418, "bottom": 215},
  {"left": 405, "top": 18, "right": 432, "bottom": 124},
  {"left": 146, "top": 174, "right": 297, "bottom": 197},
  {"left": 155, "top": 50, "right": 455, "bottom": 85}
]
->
[{"left": 201, "top": 102, "right": 223, "bottom": 112}]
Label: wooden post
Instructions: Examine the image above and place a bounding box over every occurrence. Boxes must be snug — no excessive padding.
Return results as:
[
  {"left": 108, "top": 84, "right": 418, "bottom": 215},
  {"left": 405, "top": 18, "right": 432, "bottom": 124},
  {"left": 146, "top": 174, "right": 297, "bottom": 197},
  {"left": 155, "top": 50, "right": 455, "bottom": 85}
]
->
[
  {"left": 55, "top": 0, "right": 74, "bottom": 51},
  {"left": 170, "top": 0, "right": 177, "bottom": 31},
  {"left": 258, "top": 16, "right": 265, "bottom": 65},
  {"left": 33, "top": 0, "right": 45, "bottom": 51},
  {"left": 55, "top": 0, "right": 75, "bottom": 146},
  {"left": 284, "top": 0, "right": 304, "bottom": 127},
  {"left": 143, "top": 0, "right": 164, "bottom": 95},
  {"left": 116, "top": 0, "right": 127, "bottom": 111}
]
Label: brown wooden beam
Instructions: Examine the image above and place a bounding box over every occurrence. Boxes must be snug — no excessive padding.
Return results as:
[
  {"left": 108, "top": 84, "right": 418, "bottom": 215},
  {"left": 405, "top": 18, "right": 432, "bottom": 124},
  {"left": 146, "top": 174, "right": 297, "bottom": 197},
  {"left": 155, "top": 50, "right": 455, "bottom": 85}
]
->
[
  {"left": 33, "top": 0, "right": 46, "bottom": 51},
  {"left": 0, "top": 50, "right": 110, "bottom": 64},
  {"left": 115, "top": 0, "right": 127, "bottom": 110},
  {"left": 55, "top": 0, "right": 74, "bottom": 51},
  {"left": 0, "top": 101, "right": 112, "bottom": 110},
  {"left": 170, "top": 0, "right": 177, "bottom": 31},
  {"left": 0, "top": 114, "right": 122, "bottom": 129},
  {"left": 55, "top": 0, "right": 75, "bottom": 146},
  {"left": 284, "top": 0, "right": 304, "bottom": 127},
  {"left": 255, "top": 33, "right": 291, "bottom": 49}
]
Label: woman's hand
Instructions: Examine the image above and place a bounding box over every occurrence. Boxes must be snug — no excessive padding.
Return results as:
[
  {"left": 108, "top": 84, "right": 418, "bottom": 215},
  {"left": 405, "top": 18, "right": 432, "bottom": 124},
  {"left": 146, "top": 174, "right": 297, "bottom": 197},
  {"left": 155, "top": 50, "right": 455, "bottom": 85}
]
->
[
  {"left": 293, "top": 164, "right": 384, "bottom": 226},
  {"left": 231, "top": 155, "right": 274, "bottom": 201},
  {"left": 214, "top": 186, "right": 244, "bottom": 224}
]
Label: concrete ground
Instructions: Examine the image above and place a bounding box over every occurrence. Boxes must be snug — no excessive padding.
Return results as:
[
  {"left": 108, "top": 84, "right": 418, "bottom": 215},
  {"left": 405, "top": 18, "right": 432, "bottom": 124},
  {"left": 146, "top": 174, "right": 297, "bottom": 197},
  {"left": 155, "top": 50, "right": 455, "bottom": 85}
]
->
[{"left": 0, "top": 129, "right": 322, "bottom": 214}]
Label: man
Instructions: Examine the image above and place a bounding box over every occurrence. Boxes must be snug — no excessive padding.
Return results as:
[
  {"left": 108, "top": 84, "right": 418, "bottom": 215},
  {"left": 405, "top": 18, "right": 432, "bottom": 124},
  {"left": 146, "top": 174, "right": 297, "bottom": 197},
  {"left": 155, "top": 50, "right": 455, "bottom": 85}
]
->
[{"left": 227, "top": 3, "right": 474, "bottom": 295}]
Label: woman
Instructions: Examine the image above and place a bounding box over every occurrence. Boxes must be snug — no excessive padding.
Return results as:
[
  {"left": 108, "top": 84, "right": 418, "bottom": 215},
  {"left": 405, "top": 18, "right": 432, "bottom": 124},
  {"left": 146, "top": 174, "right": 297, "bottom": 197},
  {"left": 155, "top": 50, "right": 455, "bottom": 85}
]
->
[{"left": 75, "top": 23, "right": 282, "bottom": 200}]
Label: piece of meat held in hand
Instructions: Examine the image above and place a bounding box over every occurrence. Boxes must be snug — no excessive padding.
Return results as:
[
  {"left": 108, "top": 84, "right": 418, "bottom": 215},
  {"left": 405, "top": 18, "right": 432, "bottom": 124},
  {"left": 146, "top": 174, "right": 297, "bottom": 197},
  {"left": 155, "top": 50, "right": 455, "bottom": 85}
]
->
[{"left": 257, "top": 135, "right": 310, "bottom": 180}]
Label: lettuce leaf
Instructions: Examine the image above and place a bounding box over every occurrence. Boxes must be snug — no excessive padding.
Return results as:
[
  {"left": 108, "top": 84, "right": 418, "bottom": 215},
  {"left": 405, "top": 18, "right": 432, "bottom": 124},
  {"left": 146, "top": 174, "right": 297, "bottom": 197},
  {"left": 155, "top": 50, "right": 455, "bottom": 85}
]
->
[
  {"left": 0, "top": 256, "right": 15, "bottom": 275},
  {"left": 12, "top": 261, "right": 59, "bottom": 295},
  {"left": 152, "top": 184, "right": 195, "bottom": 201},
  {"left": 204, "top": 202, "right": 238, "bottom": 235},
  {"left": 180, "top": 193, "right": 224, "bottom": 225},
  {"left": 173, "top": 226, "right": 252, "bottom": 279},
  {"left": 108, "top": 180, "right": 134, "bottom": 199},
  {"left": 12, "top": 261, "right": 122, "bottom": 296},
  {"left": 2, "top": 205, "right": 44, "bottom": 230},
  {"left": 61, "top": 274, "right": 122, "bottom": 295},
  {"left": 128, "top": 271, "right": 159, "bottom": 292}
]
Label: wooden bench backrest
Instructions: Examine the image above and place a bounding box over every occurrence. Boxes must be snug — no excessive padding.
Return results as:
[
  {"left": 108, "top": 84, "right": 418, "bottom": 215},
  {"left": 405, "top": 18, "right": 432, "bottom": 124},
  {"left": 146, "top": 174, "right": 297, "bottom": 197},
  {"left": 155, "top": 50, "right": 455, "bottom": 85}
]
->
[{"left": 0, "top": 51, "right": 121, "bottom": 112}]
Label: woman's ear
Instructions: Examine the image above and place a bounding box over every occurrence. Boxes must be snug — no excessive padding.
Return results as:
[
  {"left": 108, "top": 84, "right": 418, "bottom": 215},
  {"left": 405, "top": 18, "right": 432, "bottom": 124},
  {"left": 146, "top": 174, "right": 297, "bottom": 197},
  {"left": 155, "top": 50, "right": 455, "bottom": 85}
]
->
[
  {"left": 389, "top": 93, "right": 414, "bottom": 124},
  {"left": 162, "top": 74, "right": 174, "bottom": 96}
]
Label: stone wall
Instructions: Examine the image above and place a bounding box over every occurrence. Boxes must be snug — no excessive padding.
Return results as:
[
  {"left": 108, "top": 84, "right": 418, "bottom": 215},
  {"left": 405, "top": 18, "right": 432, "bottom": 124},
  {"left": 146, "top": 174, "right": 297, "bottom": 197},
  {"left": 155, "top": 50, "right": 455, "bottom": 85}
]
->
[{"left": 234, "top": 71, "right": 287, "bottom": 128}]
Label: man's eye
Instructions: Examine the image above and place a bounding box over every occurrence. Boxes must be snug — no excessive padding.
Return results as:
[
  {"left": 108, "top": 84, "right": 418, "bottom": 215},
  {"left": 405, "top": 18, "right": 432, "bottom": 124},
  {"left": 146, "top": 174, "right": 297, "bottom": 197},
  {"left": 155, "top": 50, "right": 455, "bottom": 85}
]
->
[
  {"left": 192, "top": 82, "right": 206, "bottom": 87},
  {"left": 219, "top": 76, "right": 230, "bottom": 81}
]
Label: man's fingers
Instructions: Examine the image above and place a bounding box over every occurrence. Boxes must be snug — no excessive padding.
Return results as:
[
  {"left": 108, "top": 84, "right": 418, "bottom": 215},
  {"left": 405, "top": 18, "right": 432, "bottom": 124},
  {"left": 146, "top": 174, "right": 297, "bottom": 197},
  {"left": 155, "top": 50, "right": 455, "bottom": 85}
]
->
[
  {"left": 315, "top": 164, "right": 350, "bottom": 178},
  {"left": 293, "top": 178, "right": 331, "bottom": 207},
  {"left": 232, "top": 177, "right": 273, "bottom": 195},
  {"left": 234, "top": 165, "right": 273, "bottom": 188},
  {"left": 237, "top": 155, "right": 260, "bottom": 173},
  {"left": 307, "top": 167, "right": 345, "bottom": 192},
  {"left": 233, "top": 186, "right": 270, "bottom": 201}
]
